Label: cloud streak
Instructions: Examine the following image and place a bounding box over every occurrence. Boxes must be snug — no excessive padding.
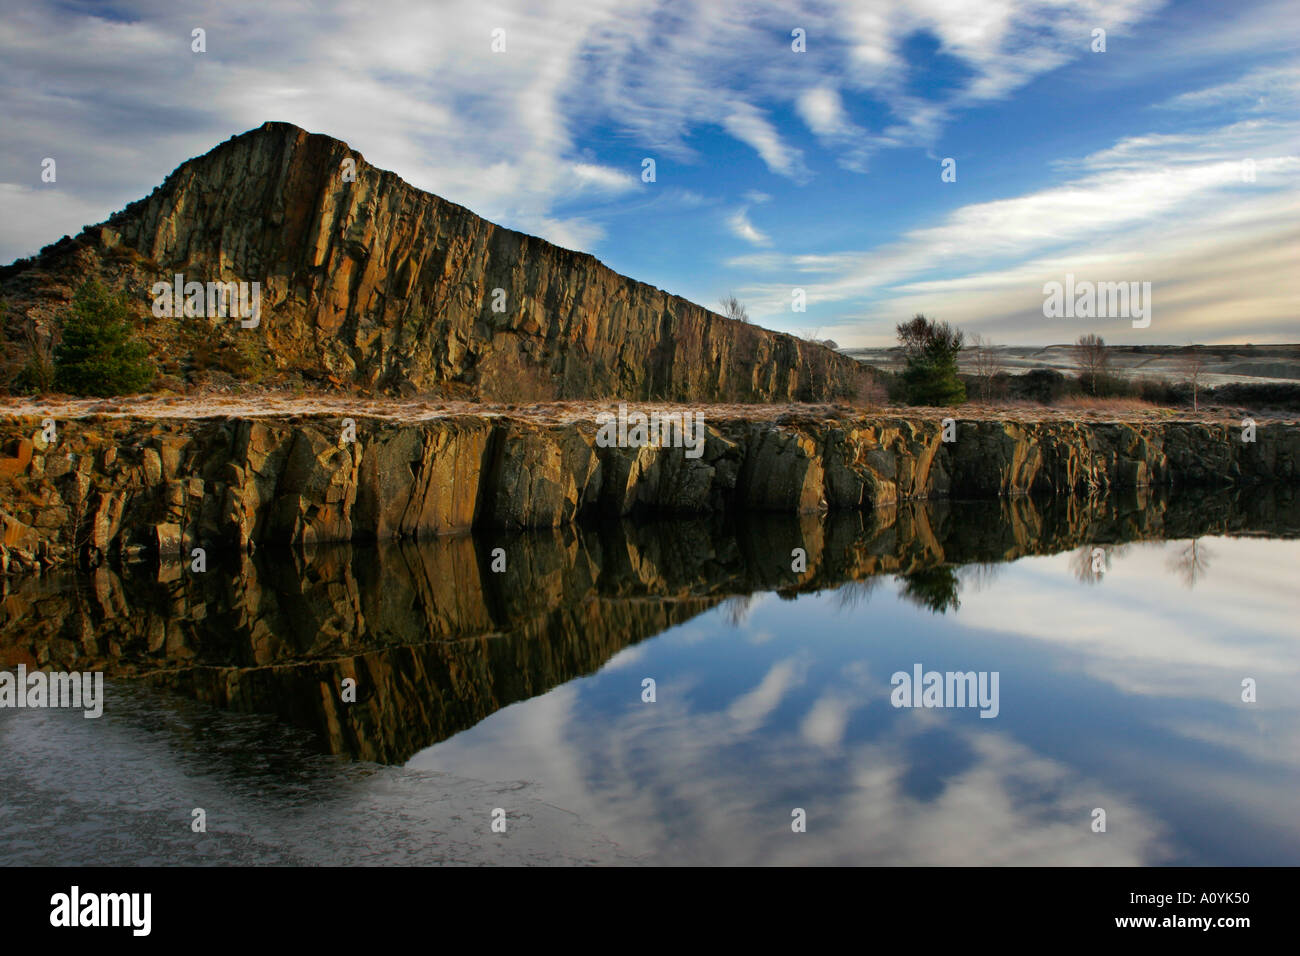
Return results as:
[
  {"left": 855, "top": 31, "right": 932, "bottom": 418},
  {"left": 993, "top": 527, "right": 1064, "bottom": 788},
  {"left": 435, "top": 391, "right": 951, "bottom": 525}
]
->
[
  {"left": 730, "top": 96, "right": 1300, "bottom": 344},
  {"left": 0, "top": 0, "right": 1293, "bottom": 345}
]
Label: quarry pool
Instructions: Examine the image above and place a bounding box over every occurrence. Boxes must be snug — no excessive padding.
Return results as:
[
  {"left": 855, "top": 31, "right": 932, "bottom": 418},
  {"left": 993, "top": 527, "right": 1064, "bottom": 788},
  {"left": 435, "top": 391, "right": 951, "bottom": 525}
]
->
[{"left": 2, "top": 491, "right": 1297, "bottom": 865}]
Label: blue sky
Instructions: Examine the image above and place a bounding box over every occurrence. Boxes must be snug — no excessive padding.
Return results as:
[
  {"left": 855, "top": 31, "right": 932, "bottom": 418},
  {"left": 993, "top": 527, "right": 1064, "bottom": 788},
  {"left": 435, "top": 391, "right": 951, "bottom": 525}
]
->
[{"left": 1, "top": 0, "right": 1296, "bottom": 345}]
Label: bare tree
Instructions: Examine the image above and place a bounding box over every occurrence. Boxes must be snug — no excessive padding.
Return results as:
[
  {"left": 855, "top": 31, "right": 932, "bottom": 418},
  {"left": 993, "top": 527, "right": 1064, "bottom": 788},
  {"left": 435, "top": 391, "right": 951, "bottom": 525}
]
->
[
  {"left": 968, "top": 333, "right": 1004, "bottom": 402},
  {"left": 1166, "top": 538, "right": 1212, "bottom": 588},
  {"left": 799, "top": 327, "right": 832, "bottom": 400},
  {"left": 721, "top": 593, "right": 757, "bottom": 627},
  {"left": 896, "top": 314, "right": 933, "bottom": 358},
  {"left": 1076, "top": 333, "right": 1109, "bottom": 395},
  {"left": 718, "top": 294, "right": 750, "bottom": 324},
  {"left": 1177, "top": 348, "right": 1208, "bottom": 412},
  {"left": 1070, "top": 542, "right": 1131, "bottom": 583},
  {"left": 852, "top": 370, "right": 889, "bottom": 408},
  {"left": 957, "top": 562, "right": 1003, "bottom": 594},
  {"left": 832, "top": 577, "right": 883, "bottom": 610},
  {"left": 800, "top": 327, "right": 839, "bottom": 350},
  {"left": 897, "top": 314, "right": 963, "bottom": 360},
  {"left": 6, "top": 304, "right": 57, "bottom": 393}
]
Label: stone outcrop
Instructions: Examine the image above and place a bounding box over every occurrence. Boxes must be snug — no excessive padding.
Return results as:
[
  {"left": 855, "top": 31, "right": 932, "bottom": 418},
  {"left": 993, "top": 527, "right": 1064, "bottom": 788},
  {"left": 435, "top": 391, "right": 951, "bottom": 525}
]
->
[
  {"left": 0, "top": 411, "right": 1295, "bottom": 573},
  {"left": 0, "top": 122, "right": 869, "bottom": 402}
]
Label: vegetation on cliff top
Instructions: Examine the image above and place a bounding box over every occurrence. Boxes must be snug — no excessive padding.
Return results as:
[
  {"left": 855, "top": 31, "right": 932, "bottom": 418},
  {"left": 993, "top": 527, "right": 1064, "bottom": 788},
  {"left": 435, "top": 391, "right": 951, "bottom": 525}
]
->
[
  {"left": 52, "top": 280, "right": 155, "bottom": 396},
  {"left": 896, "top": 314, "right": 967, "bottom": 407}
]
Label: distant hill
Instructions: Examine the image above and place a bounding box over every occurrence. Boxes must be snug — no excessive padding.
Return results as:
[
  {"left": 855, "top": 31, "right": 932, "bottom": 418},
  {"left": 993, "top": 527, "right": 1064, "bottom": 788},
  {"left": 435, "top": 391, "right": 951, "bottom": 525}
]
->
[{"left": 845, "top": 344, "right": 1300, "bottom": 387}]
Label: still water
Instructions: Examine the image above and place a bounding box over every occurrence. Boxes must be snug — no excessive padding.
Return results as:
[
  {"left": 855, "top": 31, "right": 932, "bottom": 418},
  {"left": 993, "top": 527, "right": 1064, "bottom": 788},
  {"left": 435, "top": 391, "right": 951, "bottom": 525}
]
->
[{"left": 2, "top": 490, "right": 1297, "bottom": 865}]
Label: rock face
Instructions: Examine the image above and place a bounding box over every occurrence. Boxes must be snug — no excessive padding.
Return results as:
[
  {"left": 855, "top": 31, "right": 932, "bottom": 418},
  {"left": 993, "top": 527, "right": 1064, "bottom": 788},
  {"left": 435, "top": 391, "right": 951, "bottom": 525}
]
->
[
  {"left": 0, "top": 122, "right": 869, "bottom": 402},
  {"left": 0, "top": 411, "right": 1295, "bottom": 572}
]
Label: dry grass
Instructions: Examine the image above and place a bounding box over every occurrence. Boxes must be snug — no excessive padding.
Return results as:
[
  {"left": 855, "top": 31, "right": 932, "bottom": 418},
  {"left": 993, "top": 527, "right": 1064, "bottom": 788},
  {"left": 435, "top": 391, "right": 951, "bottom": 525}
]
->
[
  {"left": 1056, "top": 395, "right": 1163, "bottom": 414},
  {"left": 0, "top": 391, "right": 1292, "bottom": 427}
]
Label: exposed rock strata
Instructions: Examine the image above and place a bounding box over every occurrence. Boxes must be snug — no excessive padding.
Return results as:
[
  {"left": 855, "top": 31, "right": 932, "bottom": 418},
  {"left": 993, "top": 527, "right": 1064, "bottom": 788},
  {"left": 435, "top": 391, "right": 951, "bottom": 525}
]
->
[
  {"left": 0, "top": 122, "right": 868, "bottom": 402},
  {"left": 0, "top": 412, "right": 1295, "bottom": 573}
]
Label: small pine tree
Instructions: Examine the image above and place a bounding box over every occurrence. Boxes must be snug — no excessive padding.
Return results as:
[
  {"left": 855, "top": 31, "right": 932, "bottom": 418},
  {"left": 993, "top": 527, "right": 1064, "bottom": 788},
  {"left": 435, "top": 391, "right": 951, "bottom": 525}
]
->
[
  {"left": 54, "top": 280, "right": 154, "bottom": 395},
  {"left": 896, "top": 314, "right": 966, "bottom": 406},
  {"left": 898, "top": 566, "right": 962, "bottom": 614},
  {"left": 900, "top": 357, "right": 966, "bottom": 406}
]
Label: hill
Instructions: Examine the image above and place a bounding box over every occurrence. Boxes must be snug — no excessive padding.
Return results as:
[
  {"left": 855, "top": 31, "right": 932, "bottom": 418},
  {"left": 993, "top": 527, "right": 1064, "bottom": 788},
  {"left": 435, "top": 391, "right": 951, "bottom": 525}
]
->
[{"left": 1, "top": 122, "right": 868, "bottom": 404}]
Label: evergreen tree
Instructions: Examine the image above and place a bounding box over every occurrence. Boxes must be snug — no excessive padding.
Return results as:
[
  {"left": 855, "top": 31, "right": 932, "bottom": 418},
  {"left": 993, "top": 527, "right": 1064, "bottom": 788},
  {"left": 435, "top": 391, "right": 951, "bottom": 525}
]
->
[
  {"left": 898, "top": 566, "right": 962, "bottom": 614},
  {"left": 896, "top": 314, "right": 965, "bottom": 406},
  {"left": 54, "top": 280, "right": 154, "bottom": 395}
]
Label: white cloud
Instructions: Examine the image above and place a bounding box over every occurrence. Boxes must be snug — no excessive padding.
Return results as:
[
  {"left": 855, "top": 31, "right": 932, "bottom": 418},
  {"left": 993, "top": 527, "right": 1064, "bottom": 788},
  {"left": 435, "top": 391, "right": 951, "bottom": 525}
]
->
[
  {"left": 730, "top": 106, "right": 1300, "bottom": 345},
  {"left": 1, "top": 0, "right": 1292, "bottom": 347},
  {"left": 726, "top": 658, "right": 805, "bottom": 731},
  {"left": 799, "top": 692, "right": 856, "bottom": 749},
  {"left": 0, "top": 183, "right": 122, "bottom": 261},
  {"left": 797, "top": 87, "right": 852, "bottom": 138},
  {"left": 530, "top": 216, "right": 608, "bottom": 251},
  {"left": 727, "top": 207, "right": 769, "bottom": 245},
  {"left": 0, "top": 0, "right": 1175, "bottom": 262},
  {"left": 721, "top": 103, "right": 808, "bottom": 181},
  {"left": 568, "top": 162, "right": 639, "bottom": 194},
  {"left": 1160, "top": 64, "right": 1300, "bottom": 112}
]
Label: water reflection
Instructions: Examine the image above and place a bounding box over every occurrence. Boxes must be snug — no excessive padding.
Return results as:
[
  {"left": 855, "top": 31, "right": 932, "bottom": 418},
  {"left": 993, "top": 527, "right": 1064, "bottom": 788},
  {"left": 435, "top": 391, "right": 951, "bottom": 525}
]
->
[
  {"left": 1166, "top": 538, "right": 1214, "bottom": 588},
  {"left": 1, "top": 487, "right": 1298, "bottom": 864},
  {"left": 411, "top": 531, "right": 1300, "bottom": 865},
  {"left": 2, "top": 487, "right": 1295, "bottom": 766}
]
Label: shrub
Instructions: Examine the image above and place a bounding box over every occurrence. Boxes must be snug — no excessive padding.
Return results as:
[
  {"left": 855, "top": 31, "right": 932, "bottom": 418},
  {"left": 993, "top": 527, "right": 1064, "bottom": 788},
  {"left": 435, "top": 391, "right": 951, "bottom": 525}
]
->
[
  {"left": 1135, "top": 375, "right": 1179, "bottom": 405},
  {"left": 53, "top": 280, "right": 154, "bottom": 395},
  {"left": 895, "top": 314, "right": 965, "bottom": 406},
  {"left": 850, "top": 368, "right": 890, "bottom": 408},
  {"left": 5, "top": 302, "right": 57, "bottom": 393},
  {"left": 12, "top": 352, "right": 56, "bottom": 393},
  {"left": 1205, "top": 382, "right": 1300, "bottom": 414},
  {"left": 182, "top": 319, "right": 223, "bottom": 373},
  {"left": 1010, "top": 368, "right": 1068, "bottom": 404},
  {"left": 229, "top": 334, "right": 273, "bottom": 383},
  {"left": 1077, "top": 369, "right": 1144, "bottom": 399},
  {"left": 901, "top": 358, "right": 966, "bottom": 405},
  {"left": 897, "top": 566, "right": 961, "bottom": 614}
]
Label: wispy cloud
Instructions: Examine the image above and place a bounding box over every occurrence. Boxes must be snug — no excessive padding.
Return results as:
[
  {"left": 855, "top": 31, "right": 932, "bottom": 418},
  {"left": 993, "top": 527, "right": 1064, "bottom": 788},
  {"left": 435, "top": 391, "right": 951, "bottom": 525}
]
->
[
  {"left": 727, "top": 207, "right": 770, "bottom": 245},
  {"left": 0, "top": 0, "right": 1175, "bottom": 261},
  {"left": 730, "top": 80, "right": 1300, "bottom": 345},
  {"left": 1, "top": 0, "right": 1294, "bottom": 345},
  {"left": 720, "top": 102, "right": 809, "bottom": 181},
  {"left": 797, "top": 86, "right": 854, "bottom": 139}
]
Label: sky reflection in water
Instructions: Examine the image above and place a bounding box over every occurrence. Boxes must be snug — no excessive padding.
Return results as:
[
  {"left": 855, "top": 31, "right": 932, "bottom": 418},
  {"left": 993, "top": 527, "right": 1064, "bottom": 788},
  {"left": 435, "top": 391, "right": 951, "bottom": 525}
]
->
[{"left": 410, "top": 536, "right": 1300, "bottom": 865}]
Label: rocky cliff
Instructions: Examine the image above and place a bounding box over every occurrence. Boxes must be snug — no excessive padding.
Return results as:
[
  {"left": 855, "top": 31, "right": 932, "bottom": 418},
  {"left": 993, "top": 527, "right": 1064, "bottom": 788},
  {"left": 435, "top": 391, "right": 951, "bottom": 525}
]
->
[
  {"left": 1, "top": 409, "right": 1295, "bottom": 572},
  {"left": 0, "top": 122, "right": 868, "bottom": 402}
]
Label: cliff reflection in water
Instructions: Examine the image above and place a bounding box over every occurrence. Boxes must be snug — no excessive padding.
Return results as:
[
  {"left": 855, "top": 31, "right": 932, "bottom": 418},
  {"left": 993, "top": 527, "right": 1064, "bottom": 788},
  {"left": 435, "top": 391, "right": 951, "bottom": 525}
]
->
[{"left": 2, "top": 486, "right": 1296, "bottom": 765}]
